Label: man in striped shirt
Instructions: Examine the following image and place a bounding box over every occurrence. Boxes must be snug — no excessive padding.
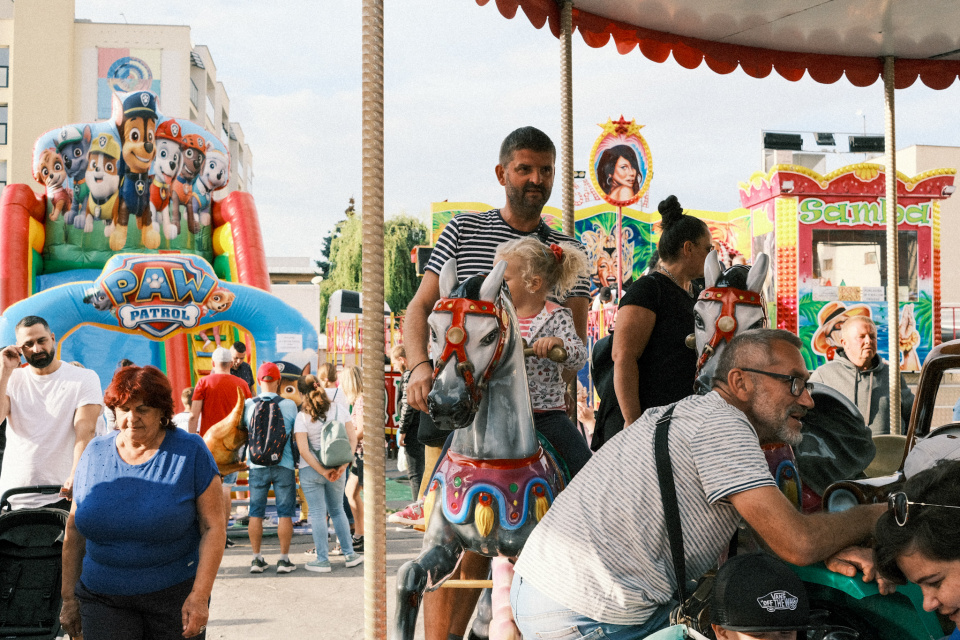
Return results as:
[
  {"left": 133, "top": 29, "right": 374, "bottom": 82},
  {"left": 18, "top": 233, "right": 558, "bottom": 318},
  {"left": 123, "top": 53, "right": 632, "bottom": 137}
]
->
[
  {"left": 511, "top": 329, "right": 890, "bottom": 639},
  {"left": 404, "top": 126, "right": 591, "bottom": 640}
]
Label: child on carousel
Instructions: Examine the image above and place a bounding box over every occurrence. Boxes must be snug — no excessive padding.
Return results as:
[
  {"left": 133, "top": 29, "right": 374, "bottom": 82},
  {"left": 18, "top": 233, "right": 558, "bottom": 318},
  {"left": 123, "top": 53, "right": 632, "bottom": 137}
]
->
[{"left": 494, "top": 236, "right": 593, "bottom": 477}]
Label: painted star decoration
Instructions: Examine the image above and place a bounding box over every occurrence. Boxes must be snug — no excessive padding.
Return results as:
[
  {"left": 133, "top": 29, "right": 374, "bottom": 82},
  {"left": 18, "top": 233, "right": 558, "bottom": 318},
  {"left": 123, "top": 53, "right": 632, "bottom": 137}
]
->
[{"left": 599, "top": 115, "right": 644, "bottom": 137}]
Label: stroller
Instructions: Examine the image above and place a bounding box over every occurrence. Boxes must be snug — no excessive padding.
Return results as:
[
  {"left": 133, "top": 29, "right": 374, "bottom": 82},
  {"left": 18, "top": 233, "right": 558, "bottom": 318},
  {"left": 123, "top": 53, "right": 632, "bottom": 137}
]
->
[{"left": 0, "top": 486, "right": 66, "bottom": 639}]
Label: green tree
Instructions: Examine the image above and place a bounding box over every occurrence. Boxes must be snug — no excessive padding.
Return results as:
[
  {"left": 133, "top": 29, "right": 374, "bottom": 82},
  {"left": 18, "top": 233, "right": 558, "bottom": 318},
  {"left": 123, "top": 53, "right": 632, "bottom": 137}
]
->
[
  {"left": 318, "top": 209, "right": 427, "bottom": 326},
  {"left": 384, "top": 215, "right": 428, "bottom": 313}
]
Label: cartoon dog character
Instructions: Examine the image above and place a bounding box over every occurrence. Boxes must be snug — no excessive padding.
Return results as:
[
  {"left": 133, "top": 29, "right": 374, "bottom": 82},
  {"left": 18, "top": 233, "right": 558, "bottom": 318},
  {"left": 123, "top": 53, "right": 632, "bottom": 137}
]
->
[
  {"left": 173, "top": 134, "right": 207, "bottom": 235},
  {"left": 150, "top": 119, "right": 183, "bottom": 240},
  {"left": 189, "top": 147, "right": 230, "bottom": 228},
  {"left": 35, "top": 149, "right": 72, "bottom": 222},
  {"left": 202, "top": 287, "right": 235, "bottom": 315},
  {"left": 55, "top": 125, "right": 92, "bottom": 226},
  {"left": 113, "top": 91, "right": 159, "bottom": 250},
  {"left": 276, "top": 361, "right": 313, "bottom": 407},
  {"left": 82, "top": 287, "right": 112, "bottom": 311},
  {"left": 84, "top": 133, "right": 122, "bottom": 240}
]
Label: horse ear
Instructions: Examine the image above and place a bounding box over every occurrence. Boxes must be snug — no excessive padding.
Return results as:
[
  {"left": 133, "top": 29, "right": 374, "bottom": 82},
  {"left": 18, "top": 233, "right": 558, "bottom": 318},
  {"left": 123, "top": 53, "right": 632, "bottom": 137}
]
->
[
  {"left": 746, "top": 253, "right": 769, "bottom": 293},
  {"left": 480, "top": 260, "right": 508, "bottom": 302},
  {"left": 704, "top": 250, "right": 722, "bottom": 289},
  {"left": 439, "top": 259, "right": 458, "bottom": 298}
]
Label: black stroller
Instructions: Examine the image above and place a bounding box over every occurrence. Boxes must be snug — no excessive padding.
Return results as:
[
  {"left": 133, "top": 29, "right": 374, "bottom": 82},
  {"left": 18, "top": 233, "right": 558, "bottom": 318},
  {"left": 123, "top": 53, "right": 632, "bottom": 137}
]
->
[{"left": 0, "top": 486, "right": 66, "bottom": 639}]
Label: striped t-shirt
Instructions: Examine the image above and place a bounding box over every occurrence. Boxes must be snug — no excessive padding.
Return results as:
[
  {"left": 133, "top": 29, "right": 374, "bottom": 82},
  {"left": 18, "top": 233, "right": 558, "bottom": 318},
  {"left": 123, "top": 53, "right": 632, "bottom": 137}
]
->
[
  {"left": 426, "top": 209, "right": 591, "bottom": 300},
  {"left": 514, "top": 391, "right": 776, "bottom": 625}
]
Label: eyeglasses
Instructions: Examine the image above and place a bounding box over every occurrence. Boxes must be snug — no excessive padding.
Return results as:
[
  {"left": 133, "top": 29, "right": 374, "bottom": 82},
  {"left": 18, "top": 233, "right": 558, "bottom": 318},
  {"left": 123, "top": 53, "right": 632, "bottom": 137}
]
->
[
  {"left": 739, "top": 368, "right": 814, "bottom": 397},
  {"left": 888, "top": 491, "right": 960, "bottom": 527}
]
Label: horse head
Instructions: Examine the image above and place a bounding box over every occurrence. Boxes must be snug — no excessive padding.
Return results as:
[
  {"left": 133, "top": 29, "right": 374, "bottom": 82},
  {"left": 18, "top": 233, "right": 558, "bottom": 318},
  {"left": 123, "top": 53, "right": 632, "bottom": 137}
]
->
[
  {"left": 427, "top": 258, "right": 512, "bottom": 430},
  {"left": 692, "top": 250, "right": 769, "bottom": 393}
]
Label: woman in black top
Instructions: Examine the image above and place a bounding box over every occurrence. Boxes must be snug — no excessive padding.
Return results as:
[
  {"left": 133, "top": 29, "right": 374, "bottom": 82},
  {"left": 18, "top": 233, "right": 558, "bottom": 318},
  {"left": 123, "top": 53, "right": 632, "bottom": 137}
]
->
[{"left": 612, "top": 195, "right": 712, "bottom": 426}]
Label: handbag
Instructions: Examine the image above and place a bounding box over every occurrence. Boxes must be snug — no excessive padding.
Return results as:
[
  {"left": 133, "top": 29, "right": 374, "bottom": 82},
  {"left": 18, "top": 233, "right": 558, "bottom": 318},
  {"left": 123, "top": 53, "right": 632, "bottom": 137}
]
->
[
  {"left": 396, "top": 444, "right": 409, "bottom": 472},
  {"left": 653, "top": 406, "right": 720, "bottom": 639},
  {"left": 313, "top": 419, "right": 353, "bottom": 468}
]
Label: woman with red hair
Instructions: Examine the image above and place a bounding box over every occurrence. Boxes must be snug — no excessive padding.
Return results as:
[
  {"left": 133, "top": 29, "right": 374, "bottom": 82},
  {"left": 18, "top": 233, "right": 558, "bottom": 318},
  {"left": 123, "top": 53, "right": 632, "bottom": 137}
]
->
[{"left": 60, "top": 365, "right": 224, "bottom": 639}]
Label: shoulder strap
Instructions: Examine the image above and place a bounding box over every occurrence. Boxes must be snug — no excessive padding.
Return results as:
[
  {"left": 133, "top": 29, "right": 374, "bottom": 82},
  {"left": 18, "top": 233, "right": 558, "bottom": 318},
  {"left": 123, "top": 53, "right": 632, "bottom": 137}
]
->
[{"left": 654, "top": 405, "right": 687, "bottom": 605}]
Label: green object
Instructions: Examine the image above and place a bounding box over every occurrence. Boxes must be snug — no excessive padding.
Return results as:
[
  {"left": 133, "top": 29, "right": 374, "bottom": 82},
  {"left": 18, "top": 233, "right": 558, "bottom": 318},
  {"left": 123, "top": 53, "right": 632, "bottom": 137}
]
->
[
  {"left": 509, "top": 483, "right": 518, "bottom": 493},
  {"left": 453, "top": 476, "right": 462, "bottom": 488},
  {"left": 791, "top": 563, "right": 946, "bottom": 639}
]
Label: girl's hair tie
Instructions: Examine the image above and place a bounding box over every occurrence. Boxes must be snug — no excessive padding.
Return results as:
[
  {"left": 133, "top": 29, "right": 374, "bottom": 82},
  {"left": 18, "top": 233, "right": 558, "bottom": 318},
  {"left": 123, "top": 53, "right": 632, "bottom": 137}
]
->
[{"left": 550, "top": 243, "right": 564, "bottom": 263}]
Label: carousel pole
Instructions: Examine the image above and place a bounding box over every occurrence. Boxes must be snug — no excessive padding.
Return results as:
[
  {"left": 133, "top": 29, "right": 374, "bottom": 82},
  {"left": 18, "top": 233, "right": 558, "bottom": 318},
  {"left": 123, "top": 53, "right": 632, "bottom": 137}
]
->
[
  {"left": 883, "top": 56, "right": 901, "bottom": 436},
  {"left": 361, "top": 0, "right": 387, "bottom": 638},
  {"left": 559, "top": 0, "right": 574, "bottom": 237},
  {"left": 616, "top": 206, "right": 623, "bottom": 297}
]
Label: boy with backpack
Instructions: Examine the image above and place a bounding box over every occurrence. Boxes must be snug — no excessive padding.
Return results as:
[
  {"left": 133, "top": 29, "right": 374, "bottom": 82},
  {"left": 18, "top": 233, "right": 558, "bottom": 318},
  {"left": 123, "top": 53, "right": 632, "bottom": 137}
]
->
[{"left": 244, "top": 362, "right": 300, "bottom": 574}]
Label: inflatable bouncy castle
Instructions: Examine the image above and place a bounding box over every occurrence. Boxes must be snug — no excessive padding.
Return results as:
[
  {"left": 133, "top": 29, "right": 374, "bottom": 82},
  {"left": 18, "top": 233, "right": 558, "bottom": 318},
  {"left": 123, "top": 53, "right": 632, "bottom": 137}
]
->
[{"left": 0, "top": 90, "right": 318, "bottom": 396}]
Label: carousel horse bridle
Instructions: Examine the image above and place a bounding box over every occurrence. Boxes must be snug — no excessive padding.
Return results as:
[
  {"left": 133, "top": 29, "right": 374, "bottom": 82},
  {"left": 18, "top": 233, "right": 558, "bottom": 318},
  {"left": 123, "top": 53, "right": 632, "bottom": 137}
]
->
[
  {"left": 695, "top": 285, "right": 767, "bottom": 375},
  {"left": 431, "top": 294, "right": 509, "bottom": 410}
]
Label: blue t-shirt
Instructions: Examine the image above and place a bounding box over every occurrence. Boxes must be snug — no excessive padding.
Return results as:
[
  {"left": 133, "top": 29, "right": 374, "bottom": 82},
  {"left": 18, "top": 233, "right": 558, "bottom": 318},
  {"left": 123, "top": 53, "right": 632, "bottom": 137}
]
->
[
  {"left": 244, "top": 392, "right": 299, "bottom": 470},
  {"left": 73, "top": 428, "right": 218, "bottom": 595}
]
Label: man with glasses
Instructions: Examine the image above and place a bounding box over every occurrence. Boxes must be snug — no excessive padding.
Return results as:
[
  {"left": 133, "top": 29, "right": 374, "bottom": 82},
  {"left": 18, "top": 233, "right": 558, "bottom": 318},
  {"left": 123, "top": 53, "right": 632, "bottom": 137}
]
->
[
  {"left": 511, "top": 328, "right": 888, "bottom": 639},
  {"left": 809, "top": 316, "right": 914, "bottom": 436}
]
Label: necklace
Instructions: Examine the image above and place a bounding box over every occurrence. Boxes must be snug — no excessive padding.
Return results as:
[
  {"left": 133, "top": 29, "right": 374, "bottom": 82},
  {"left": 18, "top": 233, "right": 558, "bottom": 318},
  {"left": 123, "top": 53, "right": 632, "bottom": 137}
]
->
[{"left": 659, "top": 265, "right": 694, "bottom": 298}]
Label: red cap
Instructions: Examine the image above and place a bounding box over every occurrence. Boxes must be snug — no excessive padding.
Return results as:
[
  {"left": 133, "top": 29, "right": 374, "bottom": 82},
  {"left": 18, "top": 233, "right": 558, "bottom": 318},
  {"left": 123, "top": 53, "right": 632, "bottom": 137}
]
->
[{"left": 257, "top": 362, "right": 281, "bottom": 382}]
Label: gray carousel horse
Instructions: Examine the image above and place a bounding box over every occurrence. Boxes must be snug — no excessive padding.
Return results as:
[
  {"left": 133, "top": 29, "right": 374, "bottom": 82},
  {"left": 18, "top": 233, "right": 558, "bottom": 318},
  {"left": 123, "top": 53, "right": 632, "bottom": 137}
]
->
[
  {"left": 392, "top": 258, "right": 566, "bottom": 640},
  {"left": 692, "top": 250, "right": 876, "bottom": 509}
]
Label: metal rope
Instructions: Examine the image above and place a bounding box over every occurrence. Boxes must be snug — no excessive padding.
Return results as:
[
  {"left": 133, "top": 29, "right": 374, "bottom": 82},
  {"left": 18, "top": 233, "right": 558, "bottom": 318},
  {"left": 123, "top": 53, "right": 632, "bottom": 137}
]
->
[
  {"left": 362, "top": 0, "right": 387, "bottom": 637},
  {"left": 883, "top": 56, "right": 901, "bottom": 436}
]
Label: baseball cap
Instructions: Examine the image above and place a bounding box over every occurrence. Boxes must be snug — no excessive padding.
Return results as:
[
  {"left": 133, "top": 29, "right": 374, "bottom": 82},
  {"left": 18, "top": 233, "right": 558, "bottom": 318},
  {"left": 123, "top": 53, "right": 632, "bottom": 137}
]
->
[
  {"left": 212, "top": 347, "right": 232, "bottom": 363},
  {"left": 257, "top": 362, "right": 281, "bottom": 382},
  {"left": 711, "top": 553, "right": 810, "bottom": 632}
]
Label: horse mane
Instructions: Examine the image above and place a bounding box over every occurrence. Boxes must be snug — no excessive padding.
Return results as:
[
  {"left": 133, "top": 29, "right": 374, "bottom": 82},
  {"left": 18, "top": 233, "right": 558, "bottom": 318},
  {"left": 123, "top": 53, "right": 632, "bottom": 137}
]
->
[
  {"left": 448, "top": 273, "right": 487, "bottom": 300},
  {"left": 713, "top": 264, "right": 751, "bottom": 290}
]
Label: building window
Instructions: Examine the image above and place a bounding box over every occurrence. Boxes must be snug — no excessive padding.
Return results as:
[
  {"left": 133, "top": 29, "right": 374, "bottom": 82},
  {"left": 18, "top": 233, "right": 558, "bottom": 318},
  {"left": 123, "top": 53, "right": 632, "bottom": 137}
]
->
[
  {"left": 0, "top": 161, "right": 6, "bottom": 193},
  {"left": 206, "top": 95, "right": 215, "bottom": 125},
  {"left": 190, "top": 78, "right": 199, "bottom": 107},
  {"left": 0, "top": 106, "right": 7, "bottom": 145},
  {"left": 0, "top": 49, "right": 8, "bottom": 88},
  {"left": 812, "top": 229, "right": 918, "bottom": 300},
  {"left": 237, "top": 157, "right": 243, "bottom": 178},
  {"left": 221, "top": 124, "right": 229, "bottom": 146}
]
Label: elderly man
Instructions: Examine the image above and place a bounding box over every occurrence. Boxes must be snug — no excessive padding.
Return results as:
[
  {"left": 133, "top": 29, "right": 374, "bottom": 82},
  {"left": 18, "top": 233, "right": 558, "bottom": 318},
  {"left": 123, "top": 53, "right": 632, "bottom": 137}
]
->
[
  {"left": 0, "top": 316, "right": 101, "bottom": 509},
  {"left": 511, "top": 329, "right": 887, "bottom": 639},
  {"left": 809, "top": 315, "right": 914, "bottom": 436}
]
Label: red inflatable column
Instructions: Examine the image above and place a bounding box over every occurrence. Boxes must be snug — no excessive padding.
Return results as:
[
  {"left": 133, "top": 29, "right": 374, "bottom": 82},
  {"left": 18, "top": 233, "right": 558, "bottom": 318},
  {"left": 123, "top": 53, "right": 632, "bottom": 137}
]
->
[
  {"left": 165, "top": 333, "right": 192, "bottom": 400},
  {"left": 212, "top": 192, "right": 270, "bottom": 292},
  {"left": 0, "top": 185, "right": 45, "bottom": 313}
]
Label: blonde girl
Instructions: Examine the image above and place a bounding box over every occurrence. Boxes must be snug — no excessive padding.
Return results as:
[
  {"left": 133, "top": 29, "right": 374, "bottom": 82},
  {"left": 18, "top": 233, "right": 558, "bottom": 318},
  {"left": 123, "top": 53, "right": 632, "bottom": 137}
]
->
[
  {"left": 494, "top": 236, "right": 593, "bottom": 476},
  {"left": 293, "top": 375, "right": 363, "bottom": 571},
  {"left": 339, "top": 366, "right": 365, "bottom": 552}
]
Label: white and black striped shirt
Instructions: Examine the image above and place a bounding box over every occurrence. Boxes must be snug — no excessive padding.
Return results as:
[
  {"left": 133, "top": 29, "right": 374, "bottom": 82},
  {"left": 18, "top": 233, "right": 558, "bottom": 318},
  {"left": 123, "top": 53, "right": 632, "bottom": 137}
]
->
[
  {"left": 514, "top": 392, "right": 776, "bottom": 625},
  {"left": 426, "top": 209, "right": 591, "bottom": 300}
]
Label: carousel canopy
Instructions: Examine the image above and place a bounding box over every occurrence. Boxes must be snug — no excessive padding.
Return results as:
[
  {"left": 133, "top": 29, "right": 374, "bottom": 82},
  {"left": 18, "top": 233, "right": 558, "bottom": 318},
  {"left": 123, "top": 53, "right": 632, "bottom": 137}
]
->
[{"left": 477, "top": 0, "right": 960, "bottom": 89}]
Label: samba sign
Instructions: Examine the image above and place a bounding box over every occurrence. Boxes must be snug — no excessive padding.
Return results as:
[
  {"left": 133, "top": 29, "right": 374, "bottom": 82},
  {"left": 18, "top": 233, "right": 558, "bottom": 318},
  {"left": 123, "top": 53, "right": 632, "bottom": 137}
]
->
[{"left": 588, "top": 116, "right": 653, "bottom": 208}]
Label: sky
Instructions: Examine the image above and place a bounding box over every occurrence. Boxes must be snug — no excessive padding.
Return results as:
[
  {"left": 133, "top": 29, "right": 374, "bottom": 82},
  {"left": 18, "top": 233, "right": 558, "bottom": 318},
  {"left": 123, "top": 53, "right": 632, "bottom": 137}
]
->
[{"left": 76, "top": 1, "right": 960, "bottom": 261}]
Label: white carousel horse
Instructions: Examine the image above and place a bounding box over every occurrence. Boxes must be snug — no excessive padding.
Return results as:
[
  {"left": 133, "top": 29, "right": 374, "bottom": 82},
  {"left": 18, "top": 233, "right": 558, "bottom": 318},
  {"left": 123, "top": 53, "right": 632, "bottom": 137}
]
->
[
  {"left": 692, "top": 250, "right": 875, "bottom": 510},
  {"left": 392, "top": 258, "right": 565, "bottom": 640}
]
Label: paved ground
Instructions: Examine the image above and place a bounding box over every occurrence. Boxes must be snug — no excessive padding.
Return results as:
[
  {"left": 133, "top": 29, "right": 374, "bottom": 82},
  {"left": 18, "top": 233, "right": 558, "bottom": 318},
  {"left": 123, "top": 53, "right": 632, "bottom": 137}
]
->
[{"left": 206, "top": 459, "right": 429, "bottom": 639}]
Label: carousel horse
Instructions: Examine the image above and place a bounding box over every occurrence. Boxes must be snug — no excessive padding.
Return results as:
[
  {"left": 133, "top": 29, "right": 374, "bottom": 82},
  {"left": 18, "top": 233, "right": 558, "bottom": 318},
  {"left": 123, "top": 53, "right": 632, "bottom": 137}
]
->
[
  {"left": 692, "top": 250, "right": 875, "bottom": 512},
  {"left": 392, "top": 258, "right": 566, "bottom": 640}
]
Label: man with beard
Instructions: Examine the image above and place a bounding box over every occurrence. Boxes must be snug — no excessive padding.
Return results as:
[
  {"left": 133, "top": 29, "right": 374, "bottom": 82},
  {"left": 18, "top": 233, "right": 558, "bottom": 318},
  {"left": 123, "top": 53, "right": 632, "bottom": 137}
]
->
[
  {"left": 510, "top": 329, "right": 889, "bottom": 639},
  {"left": 0, "top": 316, "right": 101, "bottom": 510},
  {"left": 403, "top": 126, "right": 592, "bottom": 640}
]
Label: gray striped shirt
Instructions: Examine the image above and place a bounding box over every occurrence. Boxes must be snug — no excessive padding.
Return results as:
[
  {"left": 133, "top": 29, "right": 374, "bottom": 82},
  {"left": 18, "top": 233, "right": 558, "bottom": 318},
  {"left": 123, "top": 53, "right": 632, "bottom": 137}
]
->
[{"left": 514, "top": 391, "right": 776, "bottom": 625}]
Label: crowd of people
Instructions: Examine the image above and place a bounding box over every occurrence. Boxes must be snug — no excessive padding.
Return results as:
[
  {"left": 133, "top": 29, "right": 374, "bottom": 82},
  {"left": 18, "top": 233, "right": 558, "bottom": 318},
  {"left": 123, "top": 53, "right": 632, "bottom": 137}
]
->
[{"left": 0, "top": 125, "right": 958, "bottom": 640}]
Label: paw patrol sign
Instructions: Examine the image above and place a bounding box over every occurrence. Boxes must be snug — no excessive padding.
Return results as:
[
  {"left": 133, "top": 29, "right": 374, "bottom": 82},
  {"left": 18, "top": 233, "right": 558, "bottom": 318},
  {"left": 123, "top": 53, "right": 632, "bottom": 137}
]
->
[{"left": 85, "top": 254, "right": 236, "bottom": 338}]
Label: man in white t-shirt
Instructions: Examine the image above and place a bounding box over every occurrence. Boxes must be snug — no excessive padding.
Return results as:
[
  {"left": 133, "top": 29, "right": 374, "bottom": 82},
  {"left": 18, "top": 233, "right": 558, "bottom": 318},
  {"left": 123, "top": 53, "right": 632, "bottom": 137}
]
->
[{"left": 0, "top": 316, "right": 102, "bottom": 509}]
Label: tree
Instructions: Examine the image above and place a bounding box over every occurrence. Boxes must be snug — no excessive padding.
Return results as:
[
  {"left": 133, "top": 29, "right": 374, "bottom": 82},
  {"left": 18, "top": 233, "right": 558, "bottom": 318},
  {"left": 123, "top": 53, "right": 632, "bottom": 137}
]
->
[{"left": 317, "top": 209, "right": 427, "bottom": 326}]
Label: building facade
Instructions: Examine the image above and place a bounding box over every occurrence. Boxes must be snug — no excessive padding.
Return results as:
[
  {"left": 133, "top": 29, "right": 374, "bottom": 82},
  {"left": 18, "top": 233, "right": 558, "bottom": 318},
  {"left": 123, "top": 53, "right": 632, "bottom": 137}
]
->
[{"left": 0, "top": 0, "right": 252, "bottom": 195}]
